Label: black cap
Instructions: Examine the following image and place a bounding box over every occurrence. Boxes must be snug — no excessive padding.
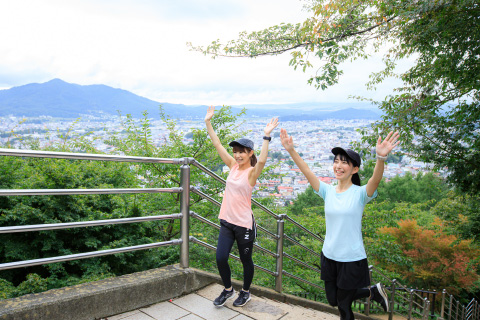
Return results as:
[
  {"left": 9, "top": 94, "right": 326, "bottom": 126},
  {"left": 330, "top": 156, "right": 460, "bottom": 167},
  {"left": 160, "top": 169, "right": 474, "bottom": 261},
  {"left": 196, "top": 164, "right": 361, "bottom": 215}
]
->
[
  {"left": 229, "top": 138, "right": 254, "bottom": 150},
  {"left": 331, "top": 147, "right": 361, "bottom": 167}
]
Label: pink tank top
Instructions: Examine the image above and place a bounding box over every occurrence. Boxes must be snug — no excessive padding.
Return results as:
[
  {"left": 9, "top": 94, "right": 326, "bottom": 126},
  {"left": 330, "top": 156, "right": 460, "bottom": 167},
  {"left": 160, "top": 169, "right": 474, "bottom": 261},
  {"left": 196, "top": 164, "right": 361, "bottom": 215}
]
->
[{"left": 218, "top": 163, "right": 255, "bottom": 229}]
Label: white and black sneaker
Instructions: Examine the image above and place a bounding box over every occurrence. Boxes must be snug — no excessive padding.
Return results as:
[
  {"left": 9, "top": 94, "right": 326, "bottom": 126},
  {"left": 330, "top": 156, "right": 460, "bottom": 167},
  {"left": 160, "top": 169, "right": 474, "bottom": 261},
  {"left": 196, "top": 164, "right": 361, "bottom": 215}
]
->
[
  {"left": 213, "top": 288, "right": 235, "bottom": 307},
  {"left": 233, "top": 290, "right": 251, "bottom": 307},
  {"left": 371, "top": 283, "right": 389, "bottom": 312}
]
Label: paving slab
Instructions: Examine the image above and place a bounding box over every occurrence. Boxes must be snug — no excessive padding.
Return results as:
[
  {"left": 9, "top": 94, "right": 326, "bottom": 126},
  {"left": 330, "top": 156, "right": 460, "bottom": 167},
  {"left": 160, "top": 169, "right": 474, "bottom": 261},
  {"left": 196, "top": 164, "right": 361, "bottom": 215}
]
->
[
  {"left": 231, "top": 315, "right": 255, "bottom": 320},
  {"left": 196, "top": 283, "right": 285, "bottom": 319},
  {"left": 106, "top": 311, "right": 155, "bottom": 320},
  {"left": 196, "top": 283, "right": 336, "bottom": 320},
  {"left": 280, "top": 305, "right": 339, "bottom": 320},
  {"left": 140, "top": 301, "right": 190, "bottom": 320},
  {"left": 176, "top": 314, "right": 204, "bottom": 320},
  {"left": 172, "top": 292, "right": 240, "bottom": 320},
  {"left": 105, "top": 310, "right": 149, "bottom": 320}
]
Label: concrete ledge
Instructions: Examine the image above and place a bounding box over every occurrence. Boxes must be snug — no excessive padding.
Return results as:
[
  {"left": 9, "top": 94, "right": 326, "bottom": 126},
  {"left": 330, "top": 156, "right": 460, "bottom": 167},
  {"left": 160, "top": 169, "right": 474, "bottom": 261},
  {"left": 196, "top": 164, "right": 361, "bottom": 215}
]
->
[
  {"left": 0, "top": 264, "right": 212, "bottom": 320},
  {"left": 0, "top": 265, "right": 375, "bottom": 320}
]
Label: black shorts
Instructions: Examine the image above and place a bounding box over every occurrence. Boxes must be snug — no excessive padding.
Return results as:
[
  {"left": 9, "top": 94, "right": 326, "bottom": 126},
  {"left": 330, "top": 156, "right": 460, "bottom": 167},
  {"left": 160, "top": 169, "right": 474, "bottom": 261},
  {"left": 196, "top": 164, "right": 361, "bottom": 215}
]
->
[
  {"left": 219, "top": 219, "right": 256, "bottom": 245},
  {"left": 320, "top": 251, "right": 370, "bottom": 290}
]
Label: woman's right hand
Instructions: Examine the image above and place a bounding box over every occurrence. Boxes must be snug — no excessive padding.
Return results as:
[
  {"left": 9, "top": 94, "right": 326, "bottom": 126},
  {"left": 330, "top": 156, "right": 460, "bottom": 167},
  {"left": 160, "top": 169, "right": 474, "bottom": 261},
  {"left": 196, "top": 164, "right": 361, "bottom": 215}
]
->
[
  {"left": 205, "top": 105, "right": 215, "bottom": 122},
  {"left": 280, "top": 128, "right": 294, "bottom": 152}
]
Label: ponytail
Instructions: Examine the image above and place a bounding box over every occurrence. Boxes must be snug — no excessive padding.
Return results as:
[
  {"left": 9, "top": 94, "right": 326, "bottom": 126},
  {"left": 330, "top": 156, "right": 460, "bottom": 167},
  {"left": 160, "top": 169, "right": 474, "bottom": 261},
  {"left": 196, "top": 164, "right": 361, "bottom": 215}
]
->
[
  {"left": 250, "top": 153, "right": 257, "bottom": 167},
  {"left": 352, "top": 173, "right": 361, "bottom": 186}
]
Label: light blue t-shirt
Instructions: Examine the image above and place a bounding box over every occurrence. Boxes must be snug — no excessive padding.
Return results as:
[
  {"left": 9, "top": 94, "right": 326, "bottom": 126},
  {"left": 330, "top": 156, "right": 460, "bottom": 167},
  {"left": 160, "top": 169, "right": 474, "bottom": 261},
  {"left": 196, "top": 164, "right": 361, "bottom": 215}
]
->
[{"left": 315, "top": 181, "right": 377, "bottom": 262}]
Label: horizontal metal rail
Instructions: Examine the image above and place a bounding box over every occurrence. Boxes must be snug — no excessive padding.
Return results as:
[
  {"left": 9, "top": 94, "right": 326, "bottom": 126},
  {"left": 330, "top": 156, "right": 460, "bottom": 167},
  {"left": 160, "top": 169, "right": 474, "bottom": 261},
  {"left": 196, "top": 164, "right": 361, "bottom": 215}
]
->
[
  {"left": 0, "top": 240, "right": 181, "bottom": 271},
  {"left": 255, "top": 244, "right": 278, "bottom": 257},
  {"left": 191, "top": 187, "right": 222, "bottom": 207},
  {"left": 191, "top": 161, "right": 226, "bottom": 185},
  {"left": 282, "top": 270, "right": 324, "bottom": 290},
  {"left": 0, "top": 148, "right": 180, "bottom": 164},
  {"left": 189, "top": 236, "right": 276, "bottom": 276},
  {"left": 0, "top": 188, "right": 181, "bottom": 196},
  {"left": 189, "top": 212, "right": 277, "bottom": 257},
  {"left": 251, "top": 199, "right": 279, "bottom": 220},
  {"left": 190, "top": 211, "right": 220, "bottom": 229},
  {"left": 284, "top": 253, "right": 321, "bottom": 273},
  {"left": 256, "top": 224, "right": 277, "bottom": 239},
  {"left": 388, "top": 275, "right": 426, "bottom": 303},
  {"left": 0, "top": 214, "right": 182, "bottom": 233},
  {"left": 284, "top": 235, "right": 322, "bottom": 258},
  {"left": 284, "top": 215, "right": 324, "bottom": 242}
]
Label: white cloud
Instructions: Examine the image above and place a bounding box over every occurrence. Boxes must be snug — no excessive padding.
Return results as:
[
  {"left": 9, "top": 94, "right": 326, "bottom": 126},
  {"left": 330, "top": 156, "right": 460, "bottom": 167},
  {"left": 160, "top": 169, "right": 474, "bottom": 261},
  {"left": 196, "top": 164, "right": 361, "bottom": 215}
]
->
[{"left": 0, "top": 0, "right": 409, "bottom": 106}]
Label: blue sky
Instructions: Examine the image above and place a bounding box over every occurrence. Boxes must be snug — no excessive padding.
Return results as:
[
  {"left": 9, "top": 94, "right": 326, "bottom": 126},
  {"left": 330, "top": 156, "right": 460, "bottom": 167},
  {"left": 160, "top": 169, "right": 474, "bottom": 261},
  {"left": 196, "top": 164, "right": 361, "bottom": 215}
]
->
[{"left": 0, "top": 0, "right": 407, "bottom": 107}]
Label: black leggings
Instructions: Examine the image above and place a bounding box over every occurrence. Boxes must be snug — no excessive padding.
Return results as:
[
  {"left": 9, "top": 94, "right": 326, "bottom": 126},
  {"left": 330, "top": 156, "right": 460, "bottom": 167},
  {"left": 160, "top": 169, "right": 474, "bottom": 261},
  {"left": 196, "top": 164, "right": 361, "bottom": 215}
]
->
[
  {"left": 325, "top": 281, "right": 370, "bottom": 320},
  {"left": 216, "top": 231, "right": 254, "bottom": 291}
]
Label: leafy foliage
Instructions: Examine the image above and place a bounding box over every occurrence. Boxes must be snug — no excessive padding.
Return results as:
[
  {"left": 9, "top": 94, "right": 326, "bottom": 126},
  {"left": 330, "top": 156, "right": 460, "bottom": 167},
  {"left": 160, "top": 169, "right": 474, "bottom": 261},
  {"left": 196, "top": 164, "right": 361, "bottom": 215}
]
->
[
  {"left": 191, "top": 0, "right": 480, "bottom": 194},
  {"left": 0, "top": 106, "right": 286, "bottom": 299},
  {"left": 288, "top": 186, "right": 324, "bottom": 215},
  {"left": 379, "top": 219, "right": 480, "bottom": 295}
]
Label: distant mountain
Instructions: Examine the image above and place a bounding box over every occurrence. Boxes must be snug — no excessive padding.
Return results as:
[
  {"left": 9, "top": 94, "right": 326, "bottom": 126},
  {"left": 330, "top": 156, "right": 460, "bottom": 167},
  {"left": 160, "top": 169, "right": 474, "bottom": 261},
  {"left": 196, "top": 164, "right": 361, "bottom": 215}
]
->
[
  {"left": 279, "top": 107, "right": 380, "bottom": 121},
  {"left": 0, "top": 79, "right": 380, "bottom": 120},
  {"left": 0, "top": 79, "right": 198, "bottom": 118}
]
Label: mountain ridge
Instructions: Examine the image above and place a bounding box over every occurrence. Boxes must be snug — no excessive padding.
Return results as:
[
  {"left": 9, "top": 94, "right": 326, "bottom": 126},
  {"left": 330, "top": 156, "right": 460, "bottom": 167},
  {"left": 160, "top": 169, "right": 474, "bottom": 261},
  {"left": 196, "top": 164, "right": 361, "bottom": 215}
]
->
[{"left": 0, "top": 79, "right": 380, "bottom": 120}]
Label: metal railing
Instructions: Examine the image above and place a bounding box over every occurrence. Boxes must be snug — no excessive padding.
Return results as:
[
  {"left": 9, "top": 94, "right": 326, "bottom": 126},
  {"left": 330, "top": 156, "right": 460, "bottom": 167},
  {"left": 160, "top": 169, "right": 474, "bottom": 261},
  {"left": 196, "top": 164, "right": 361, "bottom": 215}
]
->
[{"left": 0, "top": 148, "right": 477, "bottom": 320}]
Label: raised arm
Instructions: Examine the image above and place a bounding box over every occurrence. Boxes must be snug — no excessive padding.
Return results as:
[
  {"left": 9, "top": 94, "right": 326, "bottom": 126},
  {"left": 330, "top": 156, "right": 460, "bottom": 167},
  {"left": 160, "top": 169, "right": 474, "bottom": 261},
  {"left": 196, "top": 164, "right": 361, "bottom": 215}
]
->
[
  {"left": 249, "top": 117, "right": 279, "bottom": 185},
  {"left": 204, "top": 106, "right": 236, "bottom": 169},
  {"left": 366, "top": 131, "right": 400, "bottom": 197},
  {"left": 280, "top": 128, "right": 320, "bottom": 192}
]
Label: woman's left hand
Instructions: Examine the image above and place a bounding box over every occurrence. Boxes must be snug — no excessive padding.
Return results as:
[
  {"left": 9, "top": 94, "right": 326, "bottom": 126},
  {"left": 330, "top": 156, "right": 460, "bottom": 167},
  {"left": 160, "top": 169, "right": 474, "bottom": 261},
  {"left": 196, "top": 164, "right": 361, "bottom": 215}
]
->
[
  {"left": 264, "top": 117, "right": 279, "bottom": 136},
  {"left": 376, "top": 131, "right": 400, "bottom": 156}
]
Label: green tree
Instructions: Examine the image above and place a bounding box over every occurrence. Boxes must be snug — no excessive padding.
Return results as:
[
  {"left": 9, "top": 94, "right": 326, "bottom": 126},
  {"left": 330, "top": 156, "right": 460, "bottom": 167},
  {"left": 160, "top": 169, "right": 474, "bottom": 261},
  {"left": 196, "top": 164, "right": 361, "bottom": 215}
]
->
[
  {"left": 430, "top": 191, "right": 480, "bottom": 243},
  {"left": 374, "top": 171, "right": 449, "bottom": 205},
  {"left": 0, "top": 154, "right": 163, "bottom": 297},
  {"left": 0, "top": 106, "right": 262, "bottom": 299},
  {"left": 379, "top": 219, "right": 480, "bottom": 295},
  {"left": 190, "top": 0, "right": 480, "bottom": 194},
  {"left": 289, "top": 186, "right": 324, "bottom": 216}
]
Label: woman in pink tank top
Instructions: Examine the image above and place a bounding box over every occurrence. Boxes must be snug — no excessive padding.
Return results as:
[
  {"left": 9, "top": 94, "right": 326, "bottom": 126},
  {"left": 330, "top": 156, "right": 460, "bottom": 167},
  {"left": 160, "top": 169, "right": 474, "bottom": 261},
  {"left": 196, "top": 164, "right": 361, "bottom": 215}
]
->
[{"left": 205, "top": 106, "right": 278, "bottom": 308}]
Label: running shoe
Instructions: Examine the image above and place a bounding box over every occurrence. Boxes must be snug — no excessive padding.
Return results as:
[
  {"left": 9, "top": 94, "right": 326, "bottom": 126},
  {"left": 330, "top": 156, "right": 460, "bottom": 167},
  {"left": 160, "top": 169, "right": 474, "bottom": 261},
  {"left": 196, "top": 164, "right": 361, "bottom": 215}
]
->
[
  {"left": 233, "top": 290, "right": 251, "bottom": 307},
  {"left": 372, "top": 283, "right": 389, "bottom": 312},
  {"left": 213, "top": 288, "right": 235, "bottom": 307}
]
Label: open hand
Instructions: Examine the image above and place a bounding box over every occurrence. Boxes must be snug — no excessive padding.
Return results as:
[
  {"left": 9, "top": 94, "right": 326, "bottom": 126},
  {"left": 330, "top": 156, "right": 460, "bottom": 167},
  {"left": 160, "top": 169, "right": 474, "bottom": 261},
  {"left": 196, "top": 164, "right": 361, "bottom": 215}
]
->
[
  {"left": 280, "top": 128, "right": 294, "bottom": 151},
  {"left": 205, "top": 106, "right": 215, "bottom": 122},
  {"left": 376, "top": 131, "right": 400, "bottom": 157},
  {"left": 264, "top": 117, "right": 279, "bottom": 136}
]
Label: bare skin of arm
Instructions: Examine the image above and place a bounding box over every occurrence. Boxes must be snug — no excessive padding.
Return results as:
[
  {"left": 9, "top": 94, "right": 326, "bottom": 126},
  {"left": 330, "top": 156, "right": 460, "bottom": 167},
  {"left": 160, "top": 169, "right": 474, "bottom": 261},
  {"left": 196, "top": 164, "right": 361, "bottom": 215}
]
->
[
  {"left": 248, "top": 117, "right": 279, "bottom": 186},
  {"left": 366, "top": 131, "right": 400, "bottom": 197},
  {"left": 204, "top": 106, "right": 236, "bottom": 169},
  {"left": 280, "top": 128, "right": 320, "bottom": 192}
]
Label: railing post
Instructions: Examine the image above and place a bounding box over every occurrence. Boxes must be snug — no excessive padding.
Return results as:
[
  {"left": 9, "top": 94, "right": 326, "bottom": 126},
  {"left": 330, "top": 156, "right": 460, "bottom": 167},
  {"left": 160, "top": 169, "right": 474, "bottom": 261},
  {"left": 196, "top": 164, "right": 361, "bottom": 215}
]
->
[
  {"left": 456, "top": 300, "right": 460, "bottom": 320},
  {"left": 365, "top": 266, "right": 373, "bottom": 316},
  {"left": 179, "top": 161, "right": 191, "bottom": 268},
  {"left": 408, "top": 289, "right": 414, "bottom": 320},
  {"left": 440, "top": 289, "right": 446, "bottom": 320},
  {"left": 474, "top": 300, "right": 477, "bottom": 320},
  {"left": 275, "top": 214, "right": 285, "bottom": 292},
  {"left": 389, "top": 279, "right": 396, "bottom": 320},
  {"left": 424, "top": 299, "right": 430, "bottom": 320},
  {"left": 448, "top": 295, "right": 453, "bottom": 320}
]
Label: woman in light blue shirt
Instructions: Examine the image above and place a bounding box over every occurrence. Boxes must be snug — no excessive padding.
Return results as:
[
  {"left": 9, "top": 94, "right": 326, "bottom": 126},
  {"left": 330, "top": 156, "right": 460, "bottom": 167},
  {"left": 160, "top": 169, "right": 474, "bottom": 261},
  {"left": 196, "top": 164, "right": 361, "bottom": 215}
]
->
[{"left": 280, "top": 128, "right": 400, "bottom": 320}]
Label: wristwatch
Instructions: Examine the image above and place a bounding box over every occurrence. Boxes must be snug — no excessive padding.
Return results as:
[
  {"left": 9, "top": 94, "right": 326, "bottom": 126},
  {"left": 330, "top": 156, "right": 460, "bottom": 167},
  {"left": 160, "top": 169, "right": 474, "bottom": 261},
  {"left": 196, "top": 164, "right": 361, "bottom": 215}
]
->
[{"left": 263, "top": 136, "right": 272, "bottom": 141}]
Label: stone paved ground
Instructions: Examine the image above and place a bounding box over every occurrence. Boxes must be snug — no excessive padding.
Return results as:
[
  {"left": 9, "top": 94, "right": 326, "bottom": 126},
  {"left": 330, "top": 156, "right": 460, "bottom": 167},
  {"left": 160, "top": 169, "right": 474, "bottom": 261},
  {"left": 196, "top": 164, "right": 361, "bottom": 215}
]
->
[{"left": 102, "top": 283, "right": 340, "bottom": 320}]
